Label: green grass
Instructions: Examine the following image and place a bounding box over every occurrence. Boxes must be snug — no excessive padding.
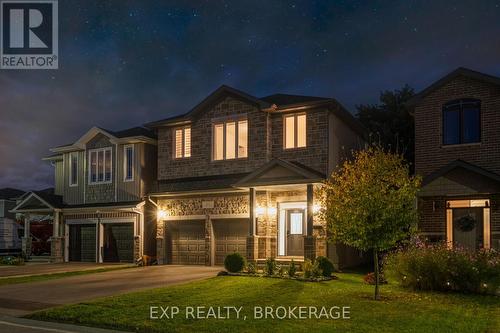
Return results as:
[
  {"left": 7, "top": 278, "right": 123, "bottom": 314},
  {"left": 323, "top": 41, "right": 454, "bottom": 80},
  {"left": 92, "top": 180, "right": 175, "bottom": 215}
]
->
[
  {"left": 0, "top": 266, "right": 133, "bottom": 286},
  {"left": 27, "top": 273, "right": 499, "bottom": 333}
]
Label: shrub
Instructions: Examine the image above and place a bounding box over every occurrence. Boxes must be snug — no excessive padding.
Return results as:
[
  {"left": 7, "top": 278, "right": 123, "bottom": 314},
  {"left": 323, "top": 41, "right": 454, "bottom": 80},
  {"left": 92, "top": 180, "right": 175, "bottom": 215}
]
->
[
  {"left": 246, "top": 261, "right": 256, "bottom": 274},
  {"left": 288, "top": 260, "right": 297, "bottom": 277},
  {"left": 364, "top": 272, "right": 387, "bottom": 285},
  {"left": 303, "top": 259, "right": 313, "bottom": 278},
  {"left": 224, "top": 253, "right": 245, "bottom": 273},
  {"left": 0, "top": 256, "right": 24, "bottom": 266},
  {"left": 278, "top": 265, "right": 286, "bottom": 277},
  {"left": 311, "top": 261, "right": 323, "bottom": 278},
  {"left": 264, "top": 258, "right": 277, "bottom": 276},
  {"left": 384, "top": 242, "right": 500, "bottom": 294},
  {"left": 315, "top": 256, "right": 335, "bottom": 277}
]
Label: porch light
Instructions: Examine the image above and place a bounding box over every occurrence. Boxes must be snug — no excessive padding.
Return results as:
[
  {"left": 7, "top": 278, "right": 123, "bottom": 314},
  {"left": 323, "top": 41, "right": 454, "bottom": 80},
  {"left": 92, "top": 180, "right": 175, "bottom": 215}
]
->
[
  {"left": 313, "top": 204, "right": 321, "bottom": 214},
  {"left": 267, "top": 207, "right": 277, "bottom": 216},
  {"left": 157, "top": 209, "right": 167, "bottom": 220},
  {"left": 255, "top": 206, "right": 266, "bottom": 216}
]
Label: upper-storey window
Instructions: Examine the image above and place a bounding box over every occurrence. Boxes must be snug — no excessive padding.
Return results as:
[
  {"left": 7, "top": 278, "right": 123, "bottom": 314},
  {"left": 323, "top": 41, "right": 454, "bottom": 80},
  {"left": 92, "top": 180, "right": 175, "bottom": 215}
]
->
[
  {"left": 124, "top": 145, "right": 134, "bottom": 182},
  {"left": 69, "top": 152, "right": 78, "bottom": 187},
  {"left": 174, "top": 126, "right": 191, "bottom": 159},
  {"left": 284, "top": 113, "right": 306, "bottom": 149},
  {"left": 89, "top": 147, "right": 112, "bottom": 184},
  {"left": 213, "top": 119, "right": 248, "bottom": 160},
  {"left": 443, "top": 99, "right": 481, "bottom": 145}
]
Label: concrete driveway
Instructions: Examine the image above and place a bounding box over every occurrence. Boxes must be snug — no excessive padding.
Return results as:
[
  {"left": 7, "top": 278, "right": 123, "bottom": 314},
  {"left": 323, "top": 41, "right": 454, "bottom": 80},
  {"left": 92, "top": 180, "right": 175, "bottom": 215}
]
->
[{"left": 0, "top": 265, "right": 220, "bottom": 316}]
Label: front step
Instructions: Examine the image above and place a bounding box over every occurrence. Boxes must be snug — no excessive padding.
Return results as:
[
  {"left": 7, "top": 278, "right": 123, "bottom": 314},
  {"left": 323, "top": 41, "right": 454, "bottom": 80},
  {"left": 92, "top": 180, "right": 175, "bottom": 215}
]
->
[{"left": 28, "top": 256, "right": 51, "bottom": 263}]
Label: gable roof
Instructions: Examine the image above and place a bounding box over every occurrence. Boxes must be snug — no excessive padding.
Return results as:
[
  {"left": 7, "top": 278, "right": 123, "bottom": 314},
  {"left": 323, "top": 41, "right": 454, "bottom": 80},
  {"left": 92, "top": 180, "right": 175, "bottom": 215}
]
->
[
  {"left": 422, "top": 160, "right": 500, "bottom": 186},
  {"left": 50, "top": 126, "right": 156, "bottom": 153},
  {"left": 0, "top": 188, "right": 25, "bottom": 200},
  {"left": 260, "top": 93, "right": 331, "bottom": 106},
  {"left": 407, "top": 67, "right": 500, "bottom": 106},
  {"left": 233, "top": 159, "right": 325, "bottom": 188},
  {"left": 145, "top": 85, "right": 272, "bottom": 128},
  {"left": 11, "top": 191, "right": 64, "bottom": 212}
]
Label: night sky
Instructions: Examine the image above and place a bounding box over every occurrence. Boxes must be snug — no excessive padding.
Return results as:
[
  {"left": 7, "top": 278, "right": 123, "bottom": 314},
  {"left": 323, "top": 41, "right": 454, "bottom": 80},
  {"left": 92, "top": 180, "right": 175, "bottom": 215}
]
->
[{"left": 1, "top": 0, "right": 500, "bottom": 190}]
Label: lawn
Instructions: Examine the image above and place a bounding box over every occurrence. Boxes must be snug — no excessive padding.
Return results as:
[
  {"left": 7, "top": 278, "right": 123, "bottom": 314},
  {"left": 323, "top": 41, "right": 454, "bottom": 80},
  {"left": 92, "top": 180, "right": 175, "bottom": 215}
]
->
[
  {"left": 0, "top": 266, "right": 133, "bottom": 286},
  {"left": 28, "top": 273, "right": 499, "bottom": 333}
]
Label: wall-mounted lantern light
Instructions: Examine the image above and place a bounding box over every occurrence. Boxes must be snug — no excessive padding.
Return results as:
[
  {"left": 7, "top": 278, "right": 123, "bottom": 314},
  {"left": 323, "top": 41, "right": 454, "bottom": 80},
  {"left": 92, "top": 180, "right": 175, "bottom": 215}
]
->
[{"left": 157, "top": 209, "right": 167, "bottom": 220}]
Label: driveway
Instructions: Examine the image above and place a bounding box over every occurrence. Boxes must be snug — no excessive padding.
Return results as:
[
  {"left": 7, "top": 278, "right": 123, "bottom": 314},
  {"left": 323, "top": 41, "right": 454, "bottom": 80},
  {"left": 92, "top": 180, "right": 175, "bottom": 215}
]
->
[
  {"left": 0, "top": 262, "right": 129, "bottom": 278},
  {"left": 0, "top": 265, "right": 220, "bottom": 316}
]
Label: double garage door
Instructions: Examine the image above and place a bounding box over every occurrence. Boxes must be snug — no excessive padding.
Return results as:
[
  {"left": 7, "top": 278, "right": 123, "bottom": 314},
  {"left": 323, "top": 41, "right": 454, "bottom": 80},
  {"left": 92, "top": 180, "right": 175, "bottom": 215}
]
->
[
  {"left": 166, "top": 219, "right": 247, "bottom": 265},
  {"left": 69, "top": 223, "right": 134, "bottom": 263}
]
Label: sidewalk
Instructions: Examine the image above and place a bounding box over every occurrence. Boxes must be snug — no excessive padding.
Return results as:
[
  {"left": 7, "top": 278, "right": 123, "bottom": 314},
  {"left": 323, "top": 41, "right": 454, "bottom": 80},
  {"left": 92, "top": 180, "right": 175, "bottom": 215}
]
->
[{"left": 0, "top": 315, "right": 130, "bottom": 333}]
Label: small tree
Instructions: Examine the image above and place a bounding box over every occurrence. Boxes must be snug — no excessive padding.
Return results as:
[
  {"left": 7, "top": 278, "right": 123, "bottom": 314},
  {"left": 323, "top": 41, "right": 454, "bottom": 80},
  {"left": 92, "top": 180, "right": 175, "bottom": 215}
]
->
[{"left": 319, "top": 146, "right": 420, "bottom": 300}]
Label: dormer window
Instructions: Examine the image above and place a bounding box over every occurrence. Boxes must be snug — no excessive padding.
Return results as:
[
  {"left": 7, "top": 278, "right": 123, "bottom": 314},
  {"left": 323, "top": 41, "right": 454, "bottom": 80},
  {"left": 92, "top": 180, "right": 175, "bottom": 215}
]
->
[
  {"left": 443, "top": 99, "right": 481, "bottom": 145},
  {"left": 213, "top": 119, "right": 248, "bottom": 160},
  {"left": 174, "top": 126, "right": 191, "bottom": 159},
  {"left": 89, "top": 147, "right": 112, "bottom": 184},
  {"left": 284, "top": 113, "right": 306, "bottom": 149}
]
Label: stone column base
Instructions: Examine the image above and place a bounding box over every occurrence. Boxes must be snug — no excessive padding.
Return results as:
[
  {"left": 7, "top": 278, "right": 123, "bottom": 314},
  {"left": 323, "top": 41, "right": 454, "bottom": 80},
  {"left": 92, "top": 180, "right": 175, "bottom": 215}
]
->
[
  {"left": 50, "top": 236, "right": 64, "bottom": 263},
  {"left": 246, "top": 236, "right": 258, "bottom": 261},
  {"left": 134, "top": 236, "right": 141, "bottom": 263},
  {"left": 156, "top": 236, "right": 165, "bottom": 265},
  {"left": 22, "top": 237, "right": 32, "bottom": 259},
  {"left": 304, "top": 236, "right": 316, "bottom": 261}
]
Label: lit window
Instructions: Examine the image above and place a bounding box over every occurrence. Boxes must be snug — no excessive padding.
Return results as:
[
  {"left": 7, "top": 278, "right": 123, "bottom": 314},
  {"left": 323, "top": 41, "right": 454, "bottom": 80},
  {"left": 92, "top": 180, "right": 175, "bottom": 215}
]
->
[
  {"left": 174, "top": 126, "right": 191, "bottom": 158},
  {"left": 69, "top": 152, "right": 78, "bottom": 186},
  {"left": 443, "top": 99, "right": 480, "bottom": 145},
  {"left": 213, "top": 119, "right": 248, "bottom": 160},
  {"left": 89, "top": 147, "right": 112, "bottom": 184},
  {"left": 284, "top": 114, "right": 306, "bottom": 149},
  {"left": 124, "top": 145, "right": 134, "bottom": 181}
]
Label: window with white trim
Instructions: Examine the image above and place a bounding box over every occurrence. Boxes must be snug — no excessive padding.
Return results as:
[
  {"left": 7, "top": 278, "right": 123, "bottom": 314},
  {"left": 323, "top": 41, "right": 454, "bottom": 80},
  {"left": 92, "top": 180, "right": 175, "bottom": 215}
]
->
[
  {"left": 124, "top": 145, "right": 134, "bottom": 181},
  {"left": 174, "top": 126, "right": 191, "bottom": 158},
  {"left": 89, "top": 147, "right": 112, "bottom": 184},
  {"left": 213, "top": 119, "right": 248, "bottom": 160},
  {"left": 284, "top": 113, "right": 306, "bottom": 149},
  {"left": 69, "top": 152, "right": 78, "bottom": 186}
]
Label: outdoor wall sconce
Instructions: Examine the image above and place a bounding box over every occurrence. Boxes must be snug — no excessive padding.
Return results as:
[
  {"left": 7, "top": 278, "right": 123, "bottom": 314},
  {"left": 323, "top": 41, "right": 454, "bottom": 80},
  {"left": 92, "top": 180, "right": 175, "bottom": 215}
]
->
[{"left": 157, "top": 209, "right": 167, "bottom": 220}]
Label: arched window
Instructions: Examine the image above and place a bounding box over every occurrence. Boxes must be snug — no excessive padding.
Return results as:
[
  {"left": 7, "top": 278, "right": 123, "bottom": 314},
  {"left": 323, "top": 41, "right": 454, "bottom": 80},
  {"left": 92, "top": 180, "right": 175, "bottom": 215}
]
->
[{"left": 442, "top": 99, "right": 481, "bottom": 145}]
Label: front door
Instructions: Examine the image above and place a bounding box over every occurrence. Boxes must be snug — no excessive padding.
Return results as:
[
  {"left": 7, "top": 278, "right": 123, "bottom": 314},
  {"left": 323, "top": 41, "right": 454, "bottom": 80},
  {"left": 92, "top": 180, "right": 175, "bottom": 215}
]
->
[
  {"left": 453, "top": 208, "right": 484, "bottom": 251},
  {"left": 286, "top": 209, "right": 305, "bottom": 256}
]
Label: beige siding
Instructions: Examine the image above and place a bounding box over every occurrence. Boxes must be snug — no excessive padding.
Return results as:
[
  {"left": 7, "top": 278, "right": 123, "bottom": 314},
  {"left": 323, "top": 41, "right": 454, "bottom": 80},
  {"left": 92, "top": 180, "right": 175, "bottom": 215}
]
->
[
  {"left": 117, "top": 143, "right": 142, "bottom": 202},
  {"left": 54, "top": 160, "right": 64, "bottom": 196},
  {"left": 63, "top": 150, "right": 85, "bottom": 205}
]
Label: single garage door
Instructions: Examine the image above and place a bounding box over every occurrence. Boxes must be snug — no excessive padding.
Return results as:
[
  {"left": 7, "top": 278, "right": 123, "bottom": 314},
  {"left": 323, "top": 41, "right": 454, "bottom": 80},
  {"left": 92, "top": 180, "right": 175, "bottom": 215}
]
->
[
  {"left": 166, "top": 220, "right": 205, "bottom": 265},
  {"left": 213, "top": 219, "right": 247, "bottom": 265},
  {"left": 103, "top": 223, "right": 134, "bottom": 263},
  {"left": 69, "top": 224, "right": 96, "bottom": 262}
]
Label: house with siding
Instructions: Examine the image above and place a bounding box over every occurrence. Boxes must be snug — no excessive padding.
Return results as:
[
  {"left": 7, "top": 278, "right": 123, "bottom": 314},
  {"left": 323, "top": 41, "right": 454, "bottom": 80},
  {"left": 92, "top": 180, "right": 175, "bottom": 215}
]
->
[
  {"left": 146, "top": 85, "right": 366, "bottom": 267},
  {"left": 12, "top": 127, "right": 157, "bottom": 263},
  {"left": 410, "top": 67, "right": 500, "bottom": 251}
]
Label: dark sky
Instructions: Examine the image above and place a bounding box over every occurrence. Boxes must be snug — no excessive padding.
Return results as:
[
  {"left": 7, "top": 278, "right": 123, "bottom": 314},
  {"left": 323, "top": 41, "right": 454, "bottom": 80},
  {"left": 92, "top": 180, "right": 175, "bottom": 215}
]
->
[{"left": 1, "top": 0, "right": 500, "bottom": 190}]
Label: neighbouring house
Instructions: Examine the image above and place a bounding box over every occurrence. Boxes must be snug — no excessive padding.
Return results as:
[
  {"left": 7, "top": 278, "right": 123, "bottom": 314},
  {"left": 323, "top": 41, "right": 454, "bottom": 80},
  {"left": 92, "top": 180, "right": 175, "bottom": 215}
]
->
[
  {"left": 146, "top": 85, "right": 366, "bottom": 268},
  {"left": 11, "top": 127, "right": 157, "bottom": 263},
  {"left": 410, "top": 67, "right": 500, "bottom": 251},
  {"left": 0, "top": 188, "right": 25, "bottom": 254}
]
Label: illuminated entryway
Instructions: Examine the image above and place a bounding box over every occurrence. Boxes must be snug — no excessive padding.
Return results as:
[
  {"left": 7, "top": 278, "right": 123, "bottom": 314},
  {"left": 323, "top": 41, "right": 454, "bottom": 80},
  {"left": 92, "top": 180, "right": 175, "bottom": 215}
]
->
[
  {"left": 278, "top": 202, "right": 307, "bottom": 257},
  {"left": 446, "top": 199, "right": 490, "bottom": 250}
]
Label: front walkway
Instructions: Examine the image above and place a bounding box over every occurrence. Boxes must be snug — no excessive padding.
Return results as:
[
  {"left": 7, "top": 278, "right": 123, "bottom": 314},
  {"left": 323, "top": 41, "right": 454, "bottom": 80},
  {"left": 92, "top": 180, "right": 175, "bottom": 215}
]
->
[
  {"left": 0, "top": 265, "right": 219, "bottom": 316},
  {"left": 0, "top": 262, "right": 128, "bottom": 278}
]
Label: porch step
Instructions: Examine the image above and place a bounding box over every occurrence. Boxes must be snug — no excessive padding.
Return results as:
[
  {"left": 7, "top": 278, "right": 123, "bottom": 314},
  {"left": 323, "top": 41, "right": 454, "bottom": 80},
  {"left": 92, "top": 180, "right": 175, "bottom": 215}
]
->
[{"left": 28, "top": 256, "right": 51, "bottom": 263}]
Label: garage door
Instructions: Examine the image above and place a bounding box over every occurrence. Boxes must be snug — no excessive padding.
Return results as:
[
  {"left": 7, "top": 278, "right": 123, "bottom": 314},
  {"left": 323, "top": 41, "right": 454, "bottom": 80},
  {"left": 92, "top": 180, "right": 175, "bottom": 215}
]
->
[
  {"left": 103, "top": 223, "right": 134, "bottom": 263},
  {"left": 166, "top": 221, "right": 205, "bottom": 265},
  {"left": 213, "top": 219, "right": 247, "bottom": 265},
  {"left": 69, "top": 224, "right": 96, "bottom": 262}
]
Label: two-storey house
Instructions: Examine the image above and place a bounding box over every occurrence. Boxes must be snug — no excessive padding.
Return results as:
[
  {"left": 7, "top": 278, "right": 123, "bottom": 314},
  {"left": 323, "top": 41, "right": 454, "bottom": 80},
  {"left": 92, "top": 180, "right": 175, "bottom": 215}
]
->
[
  {"left": 146, "top": 85, "right": 366, "bottom": 268},
  {"left": 12, "top": 127, "right": 157, "bottom": 263},
  {"left": 411, "top": 67, "right": 500, "bottom": 251}
]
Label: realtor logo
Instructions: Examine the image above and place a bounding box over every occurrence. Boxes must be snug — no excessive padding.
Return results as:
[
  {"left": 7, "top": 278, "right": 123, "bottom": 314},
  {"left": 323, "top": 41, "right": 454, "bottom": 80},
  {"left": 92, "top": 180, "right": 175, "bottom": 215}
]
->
[{"left": 0, "top": 0, "right": 58, "bottom": 69}]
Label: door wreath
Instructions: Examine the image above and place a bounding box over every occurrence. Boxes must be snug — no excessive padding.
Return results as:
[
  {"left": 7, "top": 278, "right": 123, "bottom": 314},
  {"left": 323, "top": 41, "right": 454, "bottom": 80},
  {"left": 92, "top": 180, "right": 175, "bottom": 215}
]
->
[{"left": 456, "top": 214, "right": 476, "bottom": 232}]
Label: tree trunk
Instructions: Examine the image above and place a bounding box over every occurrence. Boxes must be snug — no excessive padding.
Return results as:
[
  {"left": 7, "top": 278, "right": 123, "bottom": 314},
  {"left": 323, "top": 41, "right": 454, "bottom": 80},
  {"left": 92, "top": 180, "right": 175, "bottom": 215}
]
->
[{"left": 373, "top": 249, "right": 380, "bottom": 300}]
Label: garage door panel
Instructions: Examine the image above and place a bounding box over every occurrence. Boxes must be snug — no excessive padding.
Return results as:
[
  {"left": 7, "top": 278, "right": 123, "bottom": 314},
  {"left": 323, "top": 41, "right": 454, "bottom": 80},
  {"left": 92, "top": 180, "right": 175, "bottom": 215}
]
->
[
  {"left": 213, "top": 219, "right": 247, "bottom": 265},
  {"left": 167, "top": 220, "right": 205, "bottom": 265}
]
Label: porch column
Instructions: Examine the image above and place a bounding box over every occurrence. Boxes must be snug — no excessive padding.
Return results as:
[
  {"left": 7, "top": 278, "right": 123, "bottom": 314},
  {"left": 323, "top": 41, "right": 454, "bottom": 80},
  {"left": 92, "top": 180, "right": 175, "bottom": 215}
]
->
[
  {"left": 246, "top": 187, "right": 258, "bottom": 261},
  {"left": 304, "top": 184, "right": 316, "bottom": 261},
  {"left": 50, "top": 210, "right": 64, "bottom": 263},
  {"left": 22, "top": 213, "right": 32, "bottom": 259}
]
